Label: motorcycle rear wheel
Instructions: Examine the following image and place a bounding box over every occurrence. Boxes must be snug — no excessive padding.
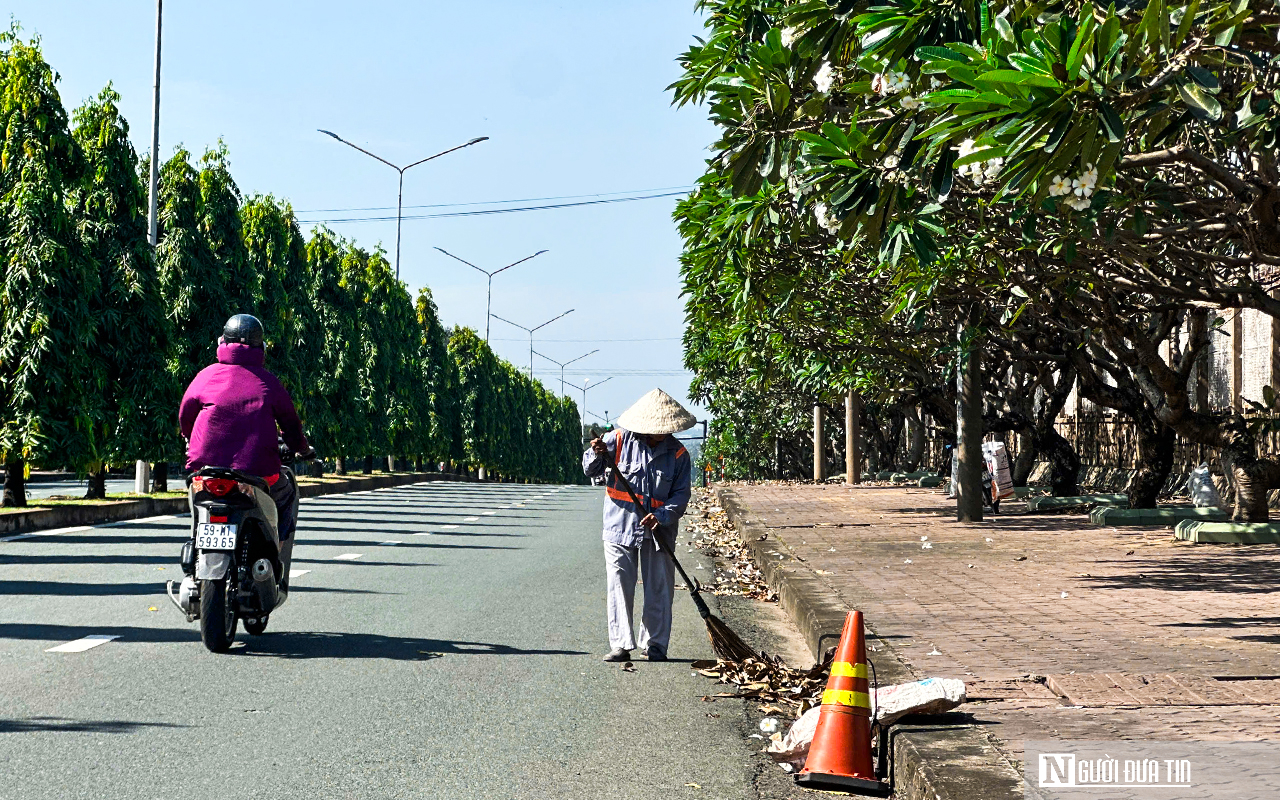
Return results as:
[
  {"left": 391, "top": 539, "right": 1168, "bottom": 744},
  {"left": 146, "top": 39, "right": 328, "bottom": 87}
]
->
[{"left": 199, "top": 578, "right": 238, "bottom": 652}]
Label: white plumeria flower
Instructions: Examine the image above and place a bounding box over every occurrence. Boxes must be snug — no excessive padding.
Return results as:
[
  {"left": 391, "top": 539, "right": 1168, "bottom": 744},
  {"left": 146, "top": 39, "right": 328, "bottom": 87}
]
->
[
  {"left": 1048, "top": 175, "right": 1071, "bottom": 196},
  {"left": 814, "top": 62, "right": 835, "bottom": 93},
  {"left": 813, "top": 201, "right": 839, "bottom": 233},
  {"left": 887, "top": 71, "right": 911, "bottom": 93},
  {"left": 1078, "top": 164, "right": 1099, "bottom": 190},
  {"left": 899, "top": 95, "right": 921, "bottom": 111},
  {"left": 780, "top": 26, "right": 798, "bottom": 48},
  {"left": 1063, "top": 195, "right": 1091, "bottom": 211},
  {"left": 884, "top": 154, "right": 900, "bottom": 169},
  {"left": 1071, "top": 177, "right": 1093, "bottom": 197}
]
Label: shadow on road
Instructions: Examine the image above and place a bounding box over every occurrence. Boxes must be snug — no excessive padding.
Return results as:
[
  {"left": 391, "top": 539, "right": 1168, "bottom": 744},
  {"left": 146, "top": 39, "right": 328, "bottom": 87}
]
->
[
  {"left": 235, "top": 630, "right": 590, "bottom": 660},
  {"left": 0, "top": 717, "right": 189, "bottom": 734},
  {"left": 0, "top": 581, "right": 400, "bottom": 597}
]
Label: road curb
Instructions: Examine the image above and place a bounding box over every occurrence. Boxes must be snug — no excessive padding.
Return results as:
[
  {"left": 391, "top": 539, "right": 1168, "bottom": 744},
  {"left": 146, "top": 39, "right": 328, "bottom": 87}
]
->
[
  {"left": 0, "top": 472, "right": 489, "bottom": 537},
  {"left": 714, "top": 485, "right": 1025, "bottom": 800}
]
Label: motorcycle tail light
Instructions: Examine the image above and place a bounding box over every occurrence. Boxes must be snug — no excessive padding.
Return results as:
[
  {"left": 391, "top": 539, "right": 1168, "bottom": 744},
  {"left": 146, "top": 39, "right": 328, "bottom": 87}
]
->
[{"left": 202, "top": 478, "right": 238, "bottom": 497}]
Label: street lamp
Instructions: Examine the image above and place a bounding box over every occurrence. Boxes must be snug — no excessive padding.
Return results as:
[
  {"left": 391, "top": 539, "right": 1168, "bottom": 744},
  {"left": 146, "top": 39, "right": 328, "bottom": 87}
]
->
[
  {"left": 318, "top": 130, "right": 488, "bottom": 280},
  {"left": 534, "top": 348, "right": 599, "bottom": 396},
  {"left": 435, "top": 247, "right": 548, "bottom": 342},
  {"left": 490, "top": 310, "right": 574, "bottom": 378},
  {"left": 566, "top": 376, "right": 613, "bottom": 426}
]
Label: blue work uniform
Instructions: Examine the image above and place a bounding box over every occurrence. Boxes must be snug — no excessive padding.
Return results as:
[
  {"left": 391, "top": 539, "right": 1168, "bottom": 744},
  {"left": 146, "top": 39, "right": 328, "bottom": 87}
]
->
[{"left": 583, "top": 428, "right": 692, "bottom": 655}]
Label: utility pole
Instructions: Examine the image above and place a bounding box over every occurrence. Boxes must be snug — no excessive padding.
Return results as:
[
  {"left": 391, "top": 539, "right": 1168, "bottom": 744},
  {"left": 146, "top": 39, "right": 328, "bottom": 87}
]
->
[{"left": 137, "top": 0, "right": 163, "bottom": 496}]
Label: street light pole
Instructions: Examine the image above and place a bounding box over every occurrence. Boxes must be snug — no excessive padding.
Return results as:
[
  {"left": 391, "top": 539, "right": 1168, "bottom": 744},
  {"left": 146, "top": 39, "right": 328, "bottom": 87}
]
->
[
  {"left": 491, "top": 310, "right": 574, "bottom": 377},
  {"left": 435, "top": 247, "right": 548, "bottom": 342},
  {"left": 318, "top": 130, "right": 488, "bottom": 280},
  {"left": 567, "top": 376, "right": 613, "bottom": 427},
  {"left": 534, "top": 348, "right": 599, "bottom": 396},
  {"left": 137, "top": 0, "right": 164, "bottom": 496}
]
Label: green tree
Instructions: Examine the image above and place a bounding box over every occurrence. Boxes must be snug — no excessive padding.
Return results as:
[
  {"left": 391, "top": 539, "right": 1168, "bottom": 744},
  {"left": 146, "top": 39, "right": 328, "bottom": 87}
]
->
[
  {"left": 70, "top": 85, "right": 174, "bottom": 498},
  {"left": 0, "top": 32, "right": 99, "bottom": 506},
  {"left": 306, "top": 228, "right": 365, "bottom": 472},
  {"left": 415, "top": 287, "right": 460, "bottom": 468}
]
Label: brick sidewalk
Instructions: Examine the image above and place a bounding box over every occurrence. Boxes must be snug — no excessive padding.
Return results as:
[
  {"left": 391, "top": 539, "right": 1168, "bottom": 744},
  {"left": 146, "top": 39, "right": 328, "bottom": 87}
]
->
[{"left": 723, "top": 483, "right": 1280, "bottom": 760}]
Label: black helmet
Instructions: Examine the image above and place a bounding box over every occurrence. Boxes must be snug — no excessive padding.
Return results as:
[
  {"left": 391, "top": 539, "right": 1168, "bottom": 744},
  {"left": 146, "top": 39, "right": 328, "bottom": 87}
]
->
[{"left": 222, "top": 314, "right": 264, "bottom": 347}]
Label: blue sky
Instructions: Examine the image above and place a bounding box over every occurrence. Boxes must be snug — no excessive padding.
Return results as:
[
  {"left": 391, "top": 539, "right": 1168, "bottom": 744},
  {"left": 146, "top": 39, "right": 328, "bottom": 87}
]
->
[{"left": 15, "top": 1, "right": 714, "bottom": 431}]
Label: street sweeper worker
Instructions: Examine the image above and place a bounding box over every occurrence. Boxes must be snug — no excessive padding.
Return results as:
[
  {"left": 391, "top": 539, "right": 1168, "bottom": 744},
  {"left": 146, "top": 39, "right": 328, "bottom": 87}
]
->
[{"left": 583, "top": 388, "right": 695, "bottom": 663}]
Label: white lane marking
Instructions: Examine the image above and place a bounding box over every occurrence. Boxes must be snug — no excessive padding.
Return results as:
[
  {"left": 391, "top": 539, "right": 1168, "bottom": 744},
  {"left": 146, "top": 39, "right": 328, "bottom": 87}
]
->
[
  {"left": 481, "top": 511, "right": 496, "bottom": 516},
  {"left": 47, "top": 635, "right": 118, "bottom": 653},
  {"left": 463, "top": 516, "right": 480, "bottom": 522},
  {"left": 333, "top": 553, "right": 363, "bottom": 561},
  {"left": 441, "top": 525, "right": 458, "bottom": 530},
  {"left": 379, "top": 540, "right": 402, "bottom": 546},
  {"left": 109, "top": 515, "right": 182, "bottom": 526},
  {"left": 289, "top": 569, "right": 311, "bottom": 578},
  {"left": 412, "top": 531, "right": 432, "bottom": 536},
  {"left": 499, "top": 505, "right": 511, "bottom": 509}
]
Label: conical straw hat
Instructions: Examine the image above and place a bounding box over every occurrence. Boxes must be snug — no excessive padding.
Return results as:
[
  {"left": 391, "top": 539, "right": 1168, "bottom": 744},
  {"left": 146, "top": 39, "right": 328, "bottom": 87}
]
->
[{"left": 616, "top": 388, "right": 697, "bottom": 435}]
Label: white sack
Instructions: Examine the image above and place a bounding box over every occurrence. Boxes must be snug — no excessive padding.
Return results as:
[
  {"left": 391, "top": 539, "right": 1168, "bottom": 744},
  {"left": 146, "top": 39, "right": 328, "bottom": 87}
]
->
[
  {"left": 766, "top": 678, "right": 967, "bottom": 768},
  {"left": 1188, "top": 464, "right": 1221, "bottom": 508},
  {"left": 981, "top": 441, "right": 1015, "bottom": 500}
]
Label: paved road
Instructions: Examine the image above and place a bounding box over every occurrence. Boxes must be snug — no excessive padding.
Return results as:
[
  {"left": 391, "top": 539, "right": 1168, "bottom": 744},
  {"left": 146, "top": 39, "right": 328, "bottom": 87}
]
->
[{"left": 0, "top": 481, "right": 778, "bottom": 800}]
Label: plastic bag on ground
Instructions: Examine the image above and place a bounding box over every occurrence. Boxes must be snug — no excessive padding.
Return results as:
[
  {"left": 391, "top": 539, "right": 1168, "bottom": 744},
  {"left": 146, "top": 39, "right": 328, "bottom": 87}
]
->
[
  {"left": 1188, "top": 464, "right": 1221, "bottom": 508},
  {"left": 765, "top": 678, "right": 967, "bottom": 768}
]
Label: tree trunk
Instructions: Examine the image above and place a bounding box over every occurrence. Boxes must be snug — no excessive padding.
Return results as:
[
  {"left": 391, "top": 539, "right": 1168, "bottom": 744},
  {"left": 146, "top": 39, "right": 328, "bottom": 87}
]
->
[
  {"left": 956, "top": 329, "right": 984, "bottom": 523},
  {"left": 151, "top": 462, "right": 168, "bottom": 492},
  {"left": 1011, "top": 431, "right": 1036, "bottom": 487},
  {"left": 312, "top": 458, "right": 325, "bottom": 479},
  {"left": 3, "top": 459, "right": 27, "bottom": 507},
  {"left": 415, "top": 455, "right": 423, "bottom": 472},
  {"left": 904, "top": 408, "right": 926, "bottom": 472},
  {"left": 1126, "top": 422, "right": 1176, "bottom": 509},
  {"left": 1221, "top": 443, "right": 1280, "bottom": 521},
  {"left": 1035, "top": 427, "right": 1079, "bottom": 497},
  {"left": 85, "top": 468, "right": 107, "bottom": 500},
  {"left": 387, "top": 455, "right": 396, "bottom": 472},
  {"left": 334, "top": 456, "right": 347, "bottom": 475},
  {"left": 363, "top": 455, "right": 373, "bottom": 475}
]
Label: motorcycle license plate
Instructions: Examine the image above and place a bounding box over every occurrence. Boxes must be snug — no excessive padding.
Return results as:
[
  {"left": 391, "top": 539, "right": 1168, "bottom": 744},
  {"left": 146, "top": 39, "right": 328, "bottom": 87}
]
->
[{"left": 195, "top": 523, "right": 238, "bottom": 551}]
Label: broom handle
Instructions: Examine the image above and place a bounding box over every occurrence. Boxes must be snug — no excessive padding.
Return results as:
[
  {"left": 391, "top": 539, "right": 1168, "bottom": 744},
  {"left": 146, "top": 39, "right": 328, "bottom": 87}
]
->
[{"left": 599, "top": 438, "right": 711, "bottom": 620}]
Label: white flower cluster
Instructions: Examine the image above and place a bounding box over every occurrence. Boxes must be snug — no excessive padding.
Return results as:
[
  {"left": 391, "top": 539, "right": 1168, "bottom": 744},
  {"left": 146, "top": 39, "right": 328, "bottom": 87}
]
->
[
  {"left": 781, "top": 26, "right": 798, "bottom": 48},
  {"left": 1049, "top": 164, "right": 1098, "bottom": 211},
  {"left": 899, "top": 95, "right": 921, "bottom": 110},
  {"left": 872, "top": 71, "right": 910, "bottom": 95},
  {"left": 814, "top": 61, "right": 836, "bottom": 93},
  {"left": 813, "top": 201, "right": 840, "bottom": 234},
  {"left": 956, "top": 138, "right": 1003, "bottom": 185}
]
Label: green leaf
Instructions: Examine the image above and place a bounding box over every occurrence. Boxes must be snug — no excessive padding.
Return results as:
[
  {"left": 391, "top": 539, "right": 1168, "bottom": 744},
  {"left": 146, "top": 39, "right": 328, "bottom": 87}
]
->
[
  {"left": 1178, "top": 81, "right": 1223, "bottom": 121},
  {"left": 1185, "top": 65, "right": 1219, "bottom": 91},
  {"left": 1098, "top": 103, "right": 1125, "bottom": 143},
  {"left": 973, "top": 69, "right": 1062, "bottom": 88}
]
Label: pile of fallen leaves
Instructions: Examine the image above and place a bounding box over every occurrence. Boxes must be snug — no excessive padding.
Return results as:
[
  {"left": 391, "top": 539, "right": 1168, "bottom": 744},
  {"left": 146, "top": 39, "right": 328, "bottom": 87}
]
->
[
  {"left": 691, "top": 651, "right": 833, "bottom": 718},
  {"left": 684, "top": 490, "right": 778, "bottom": 602}
]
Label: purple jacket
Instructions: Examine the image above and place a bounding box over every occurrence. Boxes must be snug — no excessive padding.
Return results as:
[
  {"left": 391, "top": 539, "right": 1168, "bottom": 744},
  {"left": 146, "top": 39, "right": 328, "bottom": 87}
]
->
[{"left": 180, "top": 342, "right": 309, "bottom": 477}]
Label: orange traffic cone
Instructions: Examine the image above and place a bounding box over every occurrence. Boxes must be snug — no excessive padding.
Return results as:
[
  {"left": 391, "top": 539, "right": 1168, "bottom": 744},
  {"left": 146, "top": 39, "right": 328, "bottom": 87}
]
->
[{"left": 795, "top": 610, "right": 889, "bottom": 796}]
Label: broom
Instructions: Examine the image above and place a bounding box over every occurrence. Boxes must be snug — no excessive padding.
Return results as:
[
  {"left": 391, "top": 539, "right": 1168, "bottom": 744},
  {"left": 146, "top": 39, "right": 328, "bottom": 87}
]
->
[{"left": 599, "top": 439, "right": 758, "bottom": 663}]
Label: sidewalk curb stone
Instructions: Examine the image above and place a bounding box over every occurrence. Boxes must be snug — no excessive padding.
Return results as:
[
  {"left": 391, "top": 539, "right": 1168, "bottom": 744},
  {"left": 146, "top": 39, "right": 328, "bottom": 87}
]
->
[
  {"left": 714, "top": 485, "right": 1025, "bottom": 800},
  {"left": 0, "top": 472, "right": 496, "bottom": 537}
]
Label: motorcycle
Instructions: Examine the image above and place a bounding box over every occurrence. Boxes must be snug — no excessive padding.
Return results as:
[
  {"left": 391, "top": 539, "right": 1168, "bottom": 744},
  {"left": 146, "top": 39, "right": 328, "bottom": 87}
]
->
[{"left": 166, "top": 446, "right": 312, "bottom": 652}]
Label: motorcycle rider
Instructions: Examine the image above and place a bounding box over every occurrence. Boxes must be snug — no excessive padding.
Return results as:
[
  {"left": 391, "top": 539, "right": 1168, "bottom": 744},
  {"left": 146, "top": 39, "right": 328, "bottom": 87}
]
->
[{"left": 179, "top": 314, "right": 314, "bottom": 578}]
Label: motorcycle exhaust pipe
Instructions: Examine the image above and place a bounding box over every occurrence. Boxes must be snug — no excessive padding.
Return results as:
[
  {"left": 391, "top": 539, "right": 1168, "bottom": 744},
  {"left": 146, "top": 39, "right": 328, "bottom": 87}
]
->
[{"left": 251, "top": 558, "right": 279, "bottom": 611}]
